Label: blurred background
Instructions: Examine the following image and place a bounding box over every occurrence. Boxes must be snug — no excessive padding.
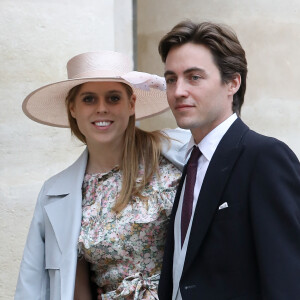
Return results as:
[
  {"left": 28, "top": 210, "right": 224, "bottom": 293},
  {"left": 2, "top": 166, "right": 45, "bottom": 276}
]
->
[{"left": 1, "top": 0, "right": 300, "bottom": 297}]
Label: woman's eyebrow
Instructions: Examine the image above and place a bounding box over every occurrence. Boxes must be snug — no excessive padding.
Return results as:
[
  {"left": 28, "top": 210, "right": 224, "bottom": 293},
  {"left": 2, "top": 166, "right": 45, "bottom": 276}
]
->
[
  {"left": 79, "top": 91, "right": 96, "bottom": 96},
  {"left": 106, "top": 90, "right": 123, "bottom": 94},
  {"left": 79, "top": 90, "right": 123, "bottom": 96}
]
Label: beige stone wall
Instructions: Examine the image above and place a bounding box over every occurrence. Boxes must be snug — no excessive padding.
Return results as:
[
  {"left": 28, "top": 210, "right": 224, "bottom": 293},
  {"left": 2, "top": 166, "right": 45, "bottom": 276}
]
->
[
  {"left": 2, "top": 0, "right": 300, "bottom": 297},
  {"left": 137, "top": 0, "right": 300, "bottom": 158},
  {"left": 0, "top": 0, "right": 133, "bottom": 298}
]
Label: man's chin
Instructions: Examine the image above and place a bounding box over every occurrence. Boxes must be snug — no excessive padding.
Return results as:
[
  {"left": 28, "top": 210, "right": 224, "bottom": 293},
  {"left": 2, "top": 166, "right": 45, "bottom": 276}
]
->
[{"left": 175, "top": 120, "right": 194, "bottom": 130}]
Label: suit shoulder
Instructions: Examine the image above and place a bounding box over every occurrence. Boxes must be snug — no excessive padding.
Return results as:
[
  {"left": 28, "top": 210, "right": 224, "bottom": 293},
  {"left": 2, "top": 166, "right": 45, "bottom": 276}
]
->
[
  {"left": 245, "top": 128, "right": 284, "bottom": 148},
  {"left": 244, "top": 129, "right": 299, "bottom": 162}
]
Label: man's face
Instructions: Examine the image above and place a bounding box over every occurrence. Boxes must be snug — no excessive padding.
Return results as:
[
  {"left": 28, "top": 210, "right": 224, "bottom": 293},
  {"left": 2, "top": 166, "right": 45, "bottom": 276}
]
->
[{"left": 164, "top": 42, "right": 237, "bottom": 143}]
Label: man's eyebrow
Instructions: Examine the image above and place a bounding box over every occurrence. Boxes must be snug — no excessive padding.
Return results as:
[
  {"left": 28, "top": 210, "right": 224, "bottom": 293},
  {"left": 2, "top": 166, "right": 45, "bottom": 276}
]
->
[
  {"left": 164, "top": 70, "right": 176, "bottom": 77},
  {"left": 183, "top": 67, "right": 206, "bottom": 74},
  {"left": 164, "top": 67, "right": 206, "bottom": 78}
]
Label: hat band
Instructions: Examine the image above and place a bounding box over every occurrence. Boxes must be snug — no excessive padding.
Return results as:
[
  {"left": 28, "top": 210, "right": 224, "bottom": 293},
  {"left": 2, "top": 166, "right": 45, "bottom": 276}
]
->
[{"left": 69, "top": 69, "right": 124, "bottom": 79}]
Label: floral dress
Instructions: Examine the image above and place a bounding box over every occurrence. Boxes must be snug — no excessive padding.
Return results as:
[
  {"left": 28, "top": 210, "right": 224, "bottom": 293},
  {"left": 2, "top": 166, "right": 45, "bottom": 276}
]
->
[{"left": 77, "top": 157, "right": 181, "bottom": 299}]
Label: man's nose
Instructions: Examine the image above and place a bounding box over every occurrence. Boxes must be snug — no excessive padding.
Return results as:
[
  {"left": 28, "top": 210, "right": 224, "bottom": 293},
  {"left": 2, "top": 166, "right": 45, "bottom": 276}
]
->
[{"left": 174, "top": 79, "right": 188, "bottom": 98}]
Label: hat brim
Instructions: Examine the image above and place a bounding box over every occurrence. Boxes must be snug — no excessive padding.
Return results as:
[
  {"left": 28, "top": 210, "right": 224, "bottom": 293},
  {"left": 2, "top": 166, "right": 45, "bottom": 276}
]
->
[{"left": 22, "top": 77, "right": 170, "bottom": 128}]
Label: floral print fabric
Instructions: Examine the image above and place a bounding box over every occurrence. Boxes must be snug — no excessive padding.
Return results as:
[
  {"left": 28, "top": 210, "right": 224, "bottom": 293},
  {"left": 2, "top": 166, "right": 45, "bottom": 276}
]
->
[{"left": 78, "top": 157, "right": 181, "bottom": 299}]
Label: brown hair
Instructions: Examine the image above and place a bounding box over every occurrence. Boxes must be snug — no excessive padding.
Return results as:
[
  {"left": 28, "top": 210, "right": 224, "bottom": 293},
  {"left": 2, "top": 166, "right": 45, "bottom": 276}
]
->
[
  {"left": 158, "top": 20, "right": 248, "bottom": 115},
  {"left": 65, "top": 82, "right": 168, "bottom": 213}
]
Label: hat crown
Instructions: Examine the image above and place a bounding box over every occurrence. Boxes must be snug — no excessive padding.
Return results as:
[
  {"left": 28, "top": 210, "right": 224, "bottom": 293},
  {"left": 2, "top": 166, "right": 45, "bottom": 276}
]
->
[{"left": 67, "top": 51, "right": 134, "bottom": 79}]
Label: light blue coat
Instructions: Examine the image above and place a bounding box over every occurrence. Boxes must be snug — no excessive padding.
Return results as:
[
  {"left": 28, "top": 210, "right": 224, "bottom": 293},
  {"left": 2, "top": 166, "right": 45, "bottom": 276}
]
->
[{"left": 15, "top": 128, "right": 191, "bottom": 300}]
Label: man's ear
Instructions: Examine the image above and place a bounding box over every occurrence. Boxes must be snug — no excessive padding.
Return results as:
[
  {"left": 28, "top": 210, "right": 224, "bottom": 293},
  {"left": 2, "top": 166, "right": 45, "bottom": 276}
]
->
[{"left": 228, "top": 73, "right": 241, "bottom": 96}]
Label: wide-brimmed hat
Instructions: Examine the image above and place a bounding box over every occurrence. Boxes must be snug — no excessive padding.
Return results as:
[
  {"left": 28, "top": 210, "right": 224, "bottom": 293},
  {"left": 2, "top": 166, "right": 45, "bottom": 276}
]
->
[{"left": 22, "top": 51, "right": 169, "bottom": 127}]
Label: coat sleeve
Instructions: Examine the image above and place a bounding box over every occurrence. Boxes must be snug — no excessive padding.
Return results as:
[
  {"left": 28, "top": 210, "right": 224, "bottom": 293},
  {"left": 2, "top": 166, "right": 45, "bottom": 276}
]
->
[
  {"left": 161, "top": 128, "right": 191, "bottom": 170},
  {"left": 249, "top": 139, "right": 300, "bottom": 299},
  {"left": 15, "top": 184, "right": 49, "bottom": 300}
]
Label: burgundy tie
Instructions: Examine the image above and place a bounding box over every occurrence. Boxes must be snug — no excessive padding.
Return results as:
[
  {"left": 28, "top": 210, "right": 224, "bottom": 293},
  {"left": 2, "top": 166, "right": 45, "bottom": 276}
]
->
[{"left": 181, "top": 146, "right": 201, "bottom": 247}]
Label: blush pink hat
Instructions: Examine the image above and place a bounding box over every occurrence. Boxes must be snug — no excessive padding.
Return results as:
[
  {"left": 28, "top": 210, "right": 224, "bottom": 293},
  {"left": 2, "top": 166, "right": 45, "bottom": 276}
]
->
[{"left": 22, "top": 51, "right": 169, "bottom": 127}]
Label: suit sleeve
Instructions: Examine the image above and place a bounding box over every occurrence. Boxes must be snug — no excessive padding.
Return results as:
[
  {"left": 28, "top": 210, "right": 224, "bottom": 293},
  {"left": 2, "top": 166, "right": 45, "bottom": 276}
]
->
[
  {"left": 15, "top": 184, "right": 49, "bottom": 299},
  {"left": 249, "top": 139, "right": 300, "bottom": 299}
]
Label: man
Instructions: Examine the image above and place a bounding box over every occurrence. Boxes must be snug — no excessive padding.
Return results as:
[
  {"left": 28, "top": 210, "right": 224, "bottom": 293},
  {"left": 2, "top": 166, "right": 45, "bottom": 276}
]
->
[{"left": 158, "top": 20, "right": 300, "bottom": 300}]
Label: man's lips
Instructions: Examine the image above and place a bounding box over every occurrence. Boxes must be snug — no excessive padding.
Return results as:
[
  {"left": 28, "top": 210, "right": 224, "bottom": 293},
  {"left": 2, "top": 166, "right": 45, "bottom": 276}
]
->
[{"left": 175, "top": 104, "right": 195, "bottom": 110}]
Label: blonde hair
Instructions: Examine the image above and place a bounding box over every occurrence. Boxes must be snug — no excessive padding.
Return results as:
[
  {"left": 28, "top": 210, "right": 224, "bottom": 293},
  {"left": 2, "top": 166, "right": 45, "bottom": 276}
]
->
[{"left": 65, "top": 82, "right": 169, "bottom": 213}]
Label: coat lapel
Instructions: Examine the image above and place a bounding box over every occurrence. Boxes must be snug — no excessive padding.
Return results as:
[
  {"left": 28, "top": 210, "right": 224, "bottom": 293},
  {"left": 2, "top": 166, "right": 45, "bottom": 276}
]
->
[
  {"left": 182, "top": 118, "right": 249, "bottom": 275},
  {"left": 44, "top": 149, "right": 88, "bottom": 253},
  {"left": 44, "top": 149, "right": 88, "bottom": 299}
]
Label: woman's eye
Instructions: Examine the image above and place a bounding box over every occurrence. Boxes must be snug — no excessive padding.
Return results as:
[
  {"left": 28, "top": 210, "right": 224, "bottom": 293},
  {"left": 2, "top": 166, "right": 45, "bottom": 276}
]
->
[
  {"left": 109, "top": 95, "right": 121, "bottom": 103},
  {"left": 82, "top": 95, "right": 95, "bottom": 103}
]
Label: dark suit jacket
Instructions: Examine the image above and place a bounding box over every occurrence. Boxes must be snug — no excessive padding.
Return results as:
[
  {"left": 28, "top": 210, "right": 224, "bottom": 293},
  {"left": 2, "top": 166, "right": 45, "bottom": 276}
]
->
[{"left": 158, "top": 118, "right": 300, "bottom": 300}]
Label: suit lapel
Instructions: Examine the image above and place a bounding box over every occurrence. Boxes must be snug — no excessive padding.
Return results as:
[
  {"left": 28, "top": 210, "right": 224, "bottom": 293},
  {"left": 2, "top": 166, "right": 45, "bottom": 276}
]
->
[{"left": 182, "top": 118, "right": 249, "bottom": 275}]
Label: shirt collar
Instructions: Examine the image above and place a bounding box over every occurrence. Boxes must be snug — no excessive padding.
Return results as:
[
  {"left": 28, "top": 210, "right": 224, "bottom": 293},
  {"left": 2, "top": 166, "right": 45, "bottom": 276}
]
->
[{"left": 185, "top": 113, "right": 238, "bottom": 162}]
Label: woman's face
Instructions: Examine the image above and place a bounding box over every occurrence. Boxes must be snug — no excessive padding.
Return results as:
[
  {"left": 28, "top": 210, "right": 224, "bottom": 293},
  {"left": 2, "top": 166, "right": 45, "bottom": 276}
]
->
[{"left": 70, "top": 81, "right": 135, "bottom": 149}]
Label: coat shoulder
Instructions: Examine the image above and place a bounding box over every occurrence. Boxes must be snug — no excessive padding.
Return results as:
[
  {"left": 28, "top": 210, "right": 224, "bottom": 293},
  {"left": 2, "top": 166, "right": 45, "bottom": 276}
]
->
[{"left": 43, "top": 149, "right": 88, "bottom": 195}]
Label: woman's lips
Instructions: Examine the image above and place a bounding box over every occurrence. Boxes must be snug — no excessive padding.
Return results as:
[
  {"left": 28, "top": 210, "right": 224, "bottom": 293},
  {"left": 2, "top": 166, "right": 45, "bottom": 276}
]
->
[
  {"left": 92, "top": 120, "right": 113, "bottom": 129},
  {"left": 94, "top": 121, "right": 112, "bottom": 127}
]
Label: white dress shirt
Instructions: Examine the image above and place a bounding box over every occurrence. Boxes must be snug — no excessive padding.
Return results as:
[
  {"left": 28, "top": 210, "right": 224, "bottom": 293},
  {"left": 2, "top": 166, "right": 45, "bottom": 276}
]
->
[{"left": 172, "top": 114, "right": 237, "bottom": 300}]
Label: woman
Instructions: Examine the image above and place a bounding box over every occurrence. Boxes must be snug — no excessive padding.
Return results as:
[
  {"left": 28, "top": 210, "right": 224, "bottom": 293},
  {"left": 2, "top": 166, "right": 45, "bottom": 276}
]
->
[{"left": 15, "top": 51, "right": 189, "bottom": 299}]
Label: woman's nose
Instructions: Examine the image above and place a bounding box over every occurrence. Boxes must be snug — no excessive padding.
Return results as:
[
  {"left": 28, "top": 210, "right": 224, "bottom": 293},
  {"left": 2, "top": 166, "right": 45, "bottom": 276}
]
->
[{"left": 96, "top": 99, "right": 108, "bottom": 114}]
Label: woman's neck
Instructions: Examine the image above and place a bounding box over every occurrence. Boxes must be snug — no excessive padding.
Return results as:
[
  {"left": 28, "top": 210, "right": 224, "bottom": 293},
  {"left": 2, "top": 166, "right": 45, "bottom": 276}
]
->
[{"left": 86, "top": 142, "right": 123, "bottom": 174}]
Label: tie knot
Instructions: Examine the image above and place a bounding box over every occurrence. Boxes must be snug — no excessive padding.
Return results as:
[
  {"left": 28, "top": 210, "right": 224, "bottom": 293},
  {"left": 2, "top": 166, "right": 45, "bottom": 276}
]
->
[{"left": 188, "top": 146, "right": 201, "bottom": 165}]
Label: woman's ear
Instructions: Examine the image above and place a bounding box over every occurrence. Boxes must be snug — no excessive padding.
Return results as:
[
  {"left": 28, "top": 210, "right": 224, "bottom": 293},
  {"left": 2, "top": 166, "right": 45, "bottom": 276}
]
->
[
  {"left": 228, "top": 73, "right": 241, "bottom": 96},
  {"left": 129, "top": 94, "right": 136, "bottom": 116},
  {"left": 69, "top": 103, "right": 76, "bottom": 119}
]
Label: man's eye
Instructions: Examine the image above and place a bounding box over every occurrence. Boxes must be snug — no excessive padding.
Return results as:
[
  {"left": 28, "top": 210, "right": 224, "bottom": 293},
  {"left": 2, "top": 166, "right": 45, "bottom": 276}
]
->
[
  {"left": 191, "top": 75, "right": 201, "bottom": 81},
  {"left": 166, "top": 77, "right": 176, "bottom": 84},
  {"left": 82, "top": 96, "right": 95, "bottom": 103}
]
